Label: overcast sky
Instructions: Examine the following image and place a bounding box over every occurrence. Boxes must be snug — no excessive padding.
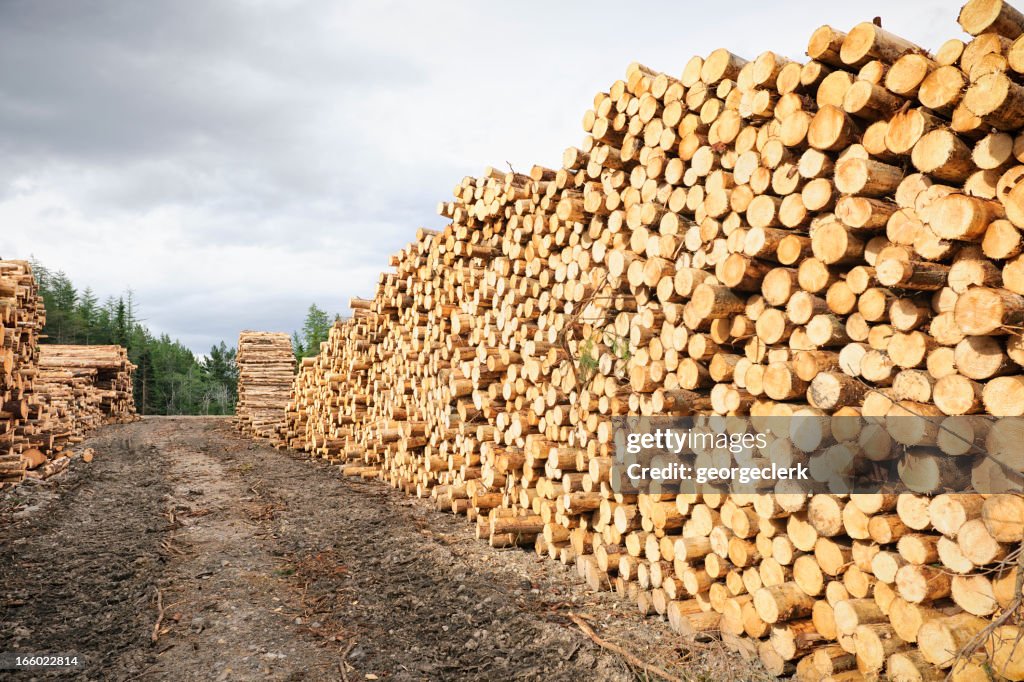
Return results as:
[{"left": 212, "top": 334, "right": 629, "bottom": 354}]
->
[{"left": 2, "top": 0, "right": 959, "bottom": 354}]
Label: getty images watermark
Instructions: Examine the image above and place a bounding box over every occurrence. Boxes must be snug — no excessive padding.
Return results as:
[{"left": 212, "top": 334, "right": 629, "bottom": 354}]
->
[
  {"left": 622, "top": 428, "right": 809, "bottom": 486},
  {"left": 611, "top": 415, "right": 1024, "bottom": 496}
]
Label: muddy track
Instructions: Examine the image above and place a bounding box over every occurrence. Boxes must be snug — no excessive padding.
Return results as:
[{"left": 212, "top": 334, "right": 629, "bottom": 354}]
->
[
  {"left": 0, "top": 417, "right": 760, "bottom": 681},
  {"left": 0, "top": 426, "right": 170, "bottom": 678}
]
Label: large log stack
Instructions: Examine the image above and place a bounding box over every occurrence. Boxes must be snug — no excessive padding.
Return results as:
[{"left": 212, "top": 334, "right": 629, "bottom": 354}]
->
[
  {"left": 276, "top": 1, "right": 1024, "bottom": 678},
  {"left": 0, "top": 260, "right": 46, "bottom": 485},
  {"left": 236, "top": 331, "right": 295, "bottom": 441}
]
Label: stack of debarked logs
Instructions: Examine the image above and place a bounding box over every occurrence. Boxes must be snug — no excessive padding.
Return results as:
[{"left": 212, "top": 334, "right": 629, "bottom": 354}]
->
[
  {"left": 0, "top": 260, "right": 46, "bottom": 485},
  {"left": 235, "top": 331, "right": 295, "bottom": 442},
  {"left": 35, "top": 344, "right": 138, "bottom": 442},
  {"left": 277, "top": 1, "right": 1024, "bottom": 678}
]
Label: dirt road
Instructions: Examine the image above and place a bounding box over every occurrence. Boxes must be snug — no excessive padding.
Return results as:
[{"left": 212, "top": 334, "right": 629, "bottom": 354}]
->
[{"left": 0, "top": 417, "right": 763, "bottom": 681}]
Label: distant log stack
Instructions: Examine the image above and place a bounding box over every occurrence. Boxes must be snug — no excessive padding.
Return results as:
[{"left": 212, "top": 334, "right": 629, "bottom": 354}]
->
[
  {"left": 272, "top": 1, "right": 1024, "bottom": 678},
  {"left": 34, "top": 344, "right": 137, "bottom": 456},
  {"left": 236, "top": 332, "right": 295, "bottom": 441},
  {"left": 33, "top": 364, "right": 102, "bottom": 453}
]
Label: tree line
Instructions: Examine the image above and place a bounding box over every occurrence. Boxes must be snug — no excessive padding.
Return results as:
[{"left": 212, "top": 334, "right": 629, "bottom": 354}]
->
[
  {"left": 33, "top": 262, "right": 238, "bottom": 415},
  {"left": 32, "top": 260, "right": 338, "bottom": 415}
]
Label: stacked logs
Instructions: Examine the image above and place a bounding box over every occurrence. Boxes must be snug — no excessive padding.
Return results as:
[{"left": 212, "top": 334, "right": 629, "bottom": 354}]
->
[
  {"left": 236, "top": 331, "right": 295, "bottom": 441},
  {"left": 0, "top": 260, "right": 46, "bottom": 485},
  {"left": 0, "top": 261, "right": 138, "bottom": 485},
  {"left": 34, "top": 345, "right": 137, "bottom": 453},
  {"left": 276, "top": 1, "right": 1024, "bottom": 678}
]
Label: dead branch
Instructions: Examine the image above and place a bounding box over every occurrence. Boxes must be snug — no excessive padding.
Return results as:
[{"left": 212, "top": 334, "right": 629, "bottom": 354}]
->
[
  {"left": 568, "top": 613, "right": 682, "bottom": 682},
  {"left": 151, "top": 588, "right": 166, "bottom": 644},
  {"left": 949, "top": 538, "right": 1024, "bottom": 679}
]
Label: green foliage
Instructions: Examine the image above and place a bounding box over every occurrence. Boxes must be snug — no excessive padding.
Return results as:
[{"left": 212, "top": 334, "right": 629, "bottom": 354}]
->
[
  {"left": 31, "top": 259, "right": 238, "bottom": 415},
  {"left": 200, "top": 341, "right": 238, "bottom": 415},
  {"left": 577, "top": 336, "right": 599, "bottom": 384},
  {"left": 77, "top": 287, "right": 99, "bottom": 343},
  {"left": 574, "top": 328, "right": 631, "bottom": 386},
  {"left": 293, "top": 303, "right": 336, "bottom": 361}
]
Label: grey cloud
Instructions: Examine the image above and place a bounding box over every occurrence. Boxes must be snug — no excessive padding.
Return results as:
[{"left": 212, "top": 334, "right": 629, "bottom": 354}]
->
[
  {"left": 0, "top": 1, "right": 421, "bottom": 159},
  {"left": 0, "top": 0, "right": 965, "bottom": 353}
]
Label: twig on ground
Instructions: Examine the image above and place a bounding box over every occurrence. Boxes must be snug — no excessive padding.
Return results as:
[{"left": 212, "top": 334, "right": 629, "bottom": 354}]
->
[
  {"left": 568, "top": 613, "right": 682, "bottom": 682},
  {"left": 151, "top": 588, "right": 166, "bottom": 643},
  {"left": 339, "top": 639, "right": 357, "bottom": 682},
  {"left": 160, "top": 538, "right": 186, "bottom": 556}
]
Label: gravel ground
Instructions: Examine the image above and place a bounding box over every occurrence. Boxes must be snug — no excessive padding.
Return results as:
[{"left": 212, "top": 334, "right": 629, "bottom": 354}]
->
[{"left": 0, "top": 416, "right": 769, "bottom": 681}]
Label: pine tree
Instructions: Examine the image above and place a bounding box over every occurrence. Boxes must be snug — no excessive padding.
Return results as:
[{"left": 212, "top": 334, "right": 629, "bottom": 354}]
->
[
  {"left": 113, "top": 297, "right": 129, "bottom": 348},
  {"left": 77, "top": 287, "right": 99, "bottom": 343},
  {"left": 37, "top": 270, "right": 79, "bottom": 343},
  {"left": 297, "top": 303, "right": 332, "bottom": 359},
  {"left": 29, "top": 257, "right": 50, "bottom": 291},
  {"left": 200, "top": 342, "right": 238, "bottom": 415}
]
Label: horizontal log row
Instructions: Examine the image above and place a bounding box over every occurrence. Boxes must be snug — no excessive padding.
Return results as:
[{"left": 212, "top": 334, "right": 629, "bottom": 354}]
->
[
  {"left": 235, "top": 331, "right": 295, "bottom": 441},
  {"left": 33, "top": 344, "right": 137, "bottom": 458},
  {"left": 270, "top": 2, "right": 1024, "bottom": 679}
]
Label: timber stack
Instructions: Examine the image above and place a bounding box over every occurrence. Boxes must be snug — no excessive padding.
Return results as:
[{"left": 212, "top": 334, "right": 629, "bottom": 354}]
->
[
  {"left": 0, "top": 260, "right": 138, "bottom": 486},
  {"left": 236, "top": 331, "right": 295, "bottom": 441},
  {"left": 0, "top": 260, "right": 46, "bottom": 485},
  {"left": 277, "top": 1, "right": 1024, "bottom": 678},
  {"left": 34, "top": 344, "right": 137, "bottom": 453}
]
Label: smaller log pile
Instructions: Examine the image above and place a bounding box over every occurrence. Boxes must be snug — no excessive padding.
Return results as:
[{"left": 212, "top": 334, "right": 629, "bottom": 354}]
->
[
  {"left": 33, "top": 344, "right": 137, "bottom": 454},
  {"left": 236, "top": 331, "right": 295, "bottom": 441},
  {"left": 38, "top": 345, "right": 137, "bottom": 422},
  {"left": 0, "top": 260, "right": 45, "bottom": 485},
  {"left": 33, "top": 366, "right": 101, "bottom": 451}
]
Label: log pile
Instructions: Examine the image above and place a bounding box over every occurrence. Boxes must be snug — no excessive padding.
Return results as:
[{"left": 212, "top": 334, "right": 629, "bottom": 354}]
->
[
  {"left": 0, "top": 260, "right": 46, "bottom": 485},
  {"left": 236, "top": 331, "right": 295, "bottom": 441},
  {"left": 276, "top": 2, "right": 1024, "bottom": 678},
  {"left": 0, "top": 260, "right": 138, "bottom": 486},
  {"left": 34, "top": 344, "right": 137, "bottom": 455}
]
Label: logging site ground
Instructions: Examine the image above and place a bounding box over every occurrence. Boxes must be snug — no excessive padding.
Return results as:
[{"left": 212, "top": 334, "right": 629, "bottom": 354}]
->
[{"left": 0, "top": 417, "right": 765, "bottom": 681}]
